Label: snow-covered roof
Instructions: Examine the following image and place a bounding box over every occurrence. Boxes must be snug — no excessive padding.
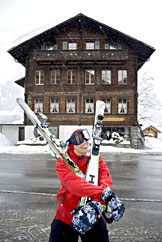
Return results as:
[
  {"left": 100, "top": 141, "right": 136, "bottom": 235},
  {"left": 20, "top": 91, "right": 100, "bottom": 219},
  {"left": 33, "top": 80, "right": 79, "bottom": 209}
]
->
[{"left": 0, "top": 109, "right": 23, "bottom": 124}]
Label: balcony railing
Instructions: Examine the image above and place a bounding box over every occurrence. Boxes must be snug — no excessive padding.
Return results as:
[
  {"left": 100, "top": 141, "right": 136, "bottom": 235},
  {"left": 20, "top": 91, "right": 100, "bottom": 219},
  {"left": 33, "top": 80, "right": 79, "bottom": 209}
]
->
[{"left": 33, "top": 50, "right": 128, "bottom": 62}]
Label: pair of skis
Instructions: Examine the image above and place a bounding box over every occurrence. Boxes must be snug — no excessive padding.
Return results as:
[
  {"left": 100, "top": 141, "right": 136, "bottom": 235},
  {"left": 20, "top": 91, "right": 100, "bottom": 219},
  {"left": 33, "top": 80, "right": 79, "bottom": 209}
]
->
[
  {"left": 79, "top": 101, "right": 105, "bottom": 206},
  {"left": 17, "top": 98, "right": 105, "bottom": 207}
]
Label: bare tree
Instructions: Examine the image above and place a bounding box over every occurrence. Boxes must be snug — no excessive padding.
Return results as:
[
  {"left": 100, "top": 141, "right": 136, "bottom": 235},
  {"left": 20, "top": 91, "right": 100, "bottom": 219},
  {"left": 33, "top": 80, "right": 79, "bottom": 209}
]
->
[{"left": 138, "top": 73, "right": 161, "bottom": 124}]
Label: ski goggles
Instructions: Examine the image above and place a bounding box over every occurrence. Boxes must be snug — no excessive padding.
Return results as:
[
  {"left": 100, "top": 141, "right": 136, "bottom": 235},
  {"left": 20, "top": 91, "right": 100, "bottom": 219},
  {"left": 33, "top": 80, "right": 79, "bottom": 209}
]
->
[{"left": 66, "top": 129, "right": 90, "bottom": 146}]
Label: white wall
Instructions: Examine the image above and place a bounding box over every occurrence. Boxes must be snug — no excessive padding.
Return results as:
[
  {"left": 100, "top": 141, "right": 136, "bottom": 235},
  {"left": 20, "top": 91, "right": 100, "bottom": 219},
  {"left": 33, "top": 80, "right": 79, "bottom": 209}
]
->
[
  {"left": 0, "top": 125, "right": 19, "bottom": 144},
  {"left": 25, "top": 125, "right": 35, "bottom": 140},
  {"left": 0, "top": 124, "right": 94, "bottom": 145}
]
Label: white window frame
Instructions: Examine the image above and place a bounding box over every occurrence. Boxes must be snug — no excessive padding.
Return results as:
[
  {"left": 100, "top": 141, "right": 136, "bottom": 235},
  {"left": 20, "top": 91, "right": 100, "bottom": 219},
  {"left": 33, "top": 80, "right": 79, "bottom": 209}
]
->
[
  {"left": 66, "top": 98, "right": 76, "bottom": 113},
  {"left": 85, "top": 98, "right": 94, "bottom": 113},
  {"left": 50, "top": 98, "right": 59, "bottom": 113},
  {"left": 86, "top": 42, "right": 94, "bottom": 50},
  {"left": 101, "top": 70, "right": 111, "bottom": 84},
  {"left": 35, "top": 70, "right": 44, "bottom": 85},
  {"left": 85, "top": 70, "right": 95, "bottom": 85},
  {"left": 68, "top": 43, "right": 77, "bottom": 50},
  {"left": 34, "top": 98, "right": 43, "bottom": 113},
  {"left": 118, "top": 99, "right": 127, "bottom": 114},
  {"left": 118, "top": 70, "right": 127, "bottom": 85}
]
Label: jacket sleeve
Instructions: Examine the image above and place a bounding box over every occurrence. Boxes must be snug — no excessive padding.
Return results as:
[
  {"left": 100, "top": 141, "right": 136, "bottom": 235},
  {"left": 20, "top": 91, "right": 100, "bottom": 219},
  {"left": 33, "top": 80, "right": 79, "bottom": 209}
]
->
[
  {"left": 98, "top": 157, "right": 112, "bottom": 189},
  {"left": 56, "top": 158, "right": 104, "bottom": 199}
]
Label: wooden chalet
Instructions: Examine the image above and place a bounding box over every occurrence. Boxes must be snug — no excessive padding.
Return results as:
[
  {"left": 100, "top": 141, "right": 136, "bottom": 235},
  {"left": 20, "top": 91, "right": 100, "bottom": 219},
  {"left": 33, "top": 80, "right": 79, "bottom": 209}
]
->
[
  {"left": 8, "top": 13, "right": 155, "bottom": 148},
  {"left": 143, "top": 125, "right": 161, "bottom": 138}
]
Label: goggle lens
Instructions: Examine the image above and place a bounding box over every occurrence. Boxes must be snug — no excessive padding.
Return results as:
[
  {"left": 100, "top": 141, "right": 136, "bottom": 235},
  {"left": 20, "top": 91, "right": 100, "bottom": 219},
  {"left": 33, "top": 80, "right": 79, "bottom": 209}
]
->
[{"left": 71, "top": 132, "right": 84, "bottom": 145}]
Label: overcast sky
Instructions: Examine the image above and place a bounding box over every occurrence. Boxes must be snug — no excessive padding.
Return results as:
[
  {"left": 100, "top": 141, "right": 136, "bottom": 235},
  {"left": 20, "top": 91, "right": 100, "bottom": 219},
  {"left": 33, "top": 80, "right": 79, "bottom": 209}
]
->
[{"left": 0, "top": 0, "right": 161, "bottom": 100}]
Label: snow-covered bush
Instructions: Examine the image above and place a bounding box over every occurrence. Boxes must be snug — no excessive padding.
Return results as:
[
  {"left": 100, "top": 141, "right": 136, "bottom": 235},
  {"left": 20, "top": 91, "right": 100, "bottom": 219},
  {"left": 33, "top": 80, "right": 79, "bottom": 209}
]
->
[{"left": 112, "top": 132, "right": 124, "bottom": 144}]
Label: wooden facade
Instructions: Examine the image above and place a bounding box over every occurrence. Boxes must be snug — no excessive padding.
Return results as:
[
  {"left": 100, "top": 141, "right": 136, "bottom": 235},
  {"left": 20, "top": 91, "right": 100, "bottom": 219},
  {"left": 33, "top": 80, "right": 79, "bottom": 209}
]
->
[{"left": 9, "top": 14, "right": 155, "bottom": 147}]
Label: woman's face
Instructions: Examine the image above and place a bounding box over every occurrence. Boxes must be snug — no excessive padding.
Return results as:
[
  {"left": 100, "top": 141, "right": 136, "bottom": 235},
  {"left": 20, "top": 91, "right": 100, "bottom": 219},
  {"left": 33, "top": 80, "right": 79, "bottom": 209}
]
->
[{"left": 73, "top": 140, "right": 90, "bottom": 156}]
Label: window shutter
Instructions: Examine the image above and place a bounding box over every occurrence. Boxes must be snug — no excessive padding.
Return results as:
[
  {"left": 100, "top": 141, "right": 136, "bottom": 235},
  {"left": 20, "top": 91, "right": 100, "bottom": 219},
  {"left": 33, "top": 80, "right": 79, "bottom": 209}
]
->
[
  {"left": 62, "top": 41, "right": 67, "bottom": 50},
  {"left": 105, "top": 43, "right": 109, "bottom": 49},
  {"left": 41, "top": 45, "right": 46, "bottom": 50},
  {"left": 118, "top": 44, "right": 122, "bottom": 49},
  {"left": 54, "top": 44, "right": 58, "bottom": 50},
  {"left": 95, "top": 41, "right": 100, "bottom": 50}
]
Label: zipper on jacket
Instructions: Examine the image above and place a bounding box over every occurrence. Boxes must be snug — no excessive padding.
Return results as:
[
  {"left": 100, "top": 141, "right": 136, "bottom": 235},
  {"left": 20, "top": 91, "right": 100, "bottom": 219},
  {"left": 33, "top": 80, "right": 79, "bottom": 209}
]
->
[{"left": 60, "top": 194, "right": 66, "bottom": 206}]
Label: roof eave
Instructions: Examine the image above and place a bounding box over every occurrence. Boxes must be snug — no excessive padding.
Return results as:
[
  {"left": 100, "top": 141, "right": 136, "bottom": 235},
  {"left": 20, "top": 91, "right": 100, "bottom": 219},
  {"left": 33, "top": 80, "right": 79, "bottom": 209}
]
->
[{"left": 8, "top": 13, "right": 155, "bottom": 67}]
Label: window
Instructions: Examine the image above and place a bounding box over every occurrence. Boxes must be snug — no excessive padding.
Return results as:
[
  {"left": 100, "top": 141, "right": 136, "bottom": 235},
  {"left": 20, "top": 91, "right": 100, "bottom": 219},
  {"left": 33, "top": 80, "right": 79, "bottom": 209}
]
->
[
  {"left": 86, "top": 42, "right": 94, "bottom": 50},
  {"left": 50, "top": 98, "right": 59, "bottom": 113},
  {"left": 34, "top": 98, "right": 43, "bottom": 113},
  {"left": 102, "top": 99, "right": 111, "bottom": 113},
  {"left": 41, "top": 44, "right": 58, "bottom": 50},
  {"left": 67, "top": 70, "right": 76, "bottom": 84},
  {"left": 118, "top": 70, "right": 127, "bottom": 84},
  {"left": 51, "top": 70, "right": 60, "bottom": 84},
  {"left": 85, "top": 99, "right": 94, "bottom": 113},
  {"left": 101, "top": 70, "right": 111, "bottom": 84},
  {"left": 118, "top": 99, "right": 127, "bottom": 114},
  {"left": 104, "top": 43, "right": 122, "bottom": 50},
  {"left": 46, "top": 45, "right": 54, "bottom": 50},
  {"left": 35, "top": 70, "right": 44, "bottom": 85},
  {"left": 66, "top": 98, "right": 75, "bottom": 113},
  {"left": 68, "top": 43, "right": 77, "bottom": 50},
  {"left": 110, "top": 45, "right": 117, "bottom": 50},
  {"left": 85, "top": 70, "right": 95, "bottom": 84}
]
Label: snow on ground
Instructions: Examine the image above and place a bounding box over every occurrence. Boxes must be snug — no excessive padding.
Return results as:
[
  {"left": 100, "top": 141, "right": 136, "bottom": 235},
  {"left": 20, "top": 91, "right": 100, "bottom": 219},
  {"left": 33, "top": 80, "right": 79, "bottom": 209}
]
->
[{"left": 0, "top": 133, "right": 162, "bottom": 154}]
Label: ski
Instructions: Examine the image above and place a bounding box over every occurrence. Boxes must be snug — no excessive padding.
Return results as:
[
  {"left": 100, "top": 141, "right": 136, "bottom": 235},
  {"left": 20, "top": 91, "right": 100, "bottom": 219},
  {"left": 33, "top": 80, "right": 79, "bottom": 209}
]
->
[
  {"left": 79, "top": 100, "right": 105, "bottom": 206},
  {"left": 17, "top": 98, "right": 105, "bottom": 206},
  {"left": 16, "top": 98, "right": 85, "bottom": 179}
]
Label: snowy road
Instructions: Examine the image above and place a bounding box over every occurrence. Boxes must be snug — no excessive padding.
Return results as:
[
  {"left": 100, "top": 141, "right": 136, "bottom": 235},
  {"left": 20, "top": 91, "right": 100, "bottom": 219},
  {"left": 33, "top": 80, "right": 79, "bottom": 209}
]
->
[{"left": 0, "top": 152, "right": 162, "bottom": 241}]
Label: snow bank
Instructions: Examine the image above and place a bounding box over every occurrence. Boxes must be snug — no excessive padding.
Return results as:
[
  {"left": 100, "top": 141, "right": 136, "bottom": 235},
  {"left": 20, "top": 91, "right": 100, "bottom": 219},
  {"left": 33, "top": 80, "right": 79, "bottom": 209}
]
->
[
  {"left": 145, "top": 136, "right": 162, "bottom": 150},
  {"left": 0, "top": 133, "right": 50, "bottom": 154},
  {"left": 101, "top": 137, "right": 162, "bottom": 153},
  {"left": 102, "top": 138, "right": 130, "bottom": 145},
  {"left": 17, "top": 137, "right": 47, "bottom": 145},
  {"left": 0, "top": 145, "right": 50, "bottom": 154}
]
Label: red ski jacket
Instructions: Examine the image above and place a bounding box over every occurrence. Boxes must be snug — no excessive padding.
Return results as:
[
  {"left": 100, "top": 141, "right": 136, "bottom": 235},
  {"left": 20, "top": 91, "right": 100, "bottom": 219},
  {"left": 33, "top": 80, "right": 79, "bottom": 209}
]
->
[{"left": 55, "top": 148, "right": 112, "bottom": 225}]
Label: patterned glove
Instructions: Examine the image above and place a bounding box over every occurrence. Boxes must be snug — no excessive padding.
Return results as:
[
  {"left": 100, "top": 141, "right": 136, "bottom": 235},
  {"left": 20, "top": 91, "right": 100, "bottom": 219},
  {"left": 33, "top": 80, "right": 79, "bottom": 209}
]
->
[
  {"left": 100, "top": 187, "right": 113, "bottom": 203},
  {"left": 109, "top": 194, "right": 125, "bottom": 221},
  {"left": 100, "top": 187, "right": 125, "bottom": 221},
  {"left": 70, "top": 201, "right": 104, "bottom": 234}
]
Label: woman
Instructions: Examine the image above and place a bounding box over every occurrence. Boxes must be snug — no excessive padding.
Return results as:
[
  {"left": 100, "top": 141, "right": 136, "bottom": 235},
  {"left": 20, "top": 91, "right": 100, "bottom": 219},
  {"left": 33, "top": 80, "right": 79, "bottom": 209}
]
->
[{"left": 49, "top": 128, "right": 113, "bottom": 242}]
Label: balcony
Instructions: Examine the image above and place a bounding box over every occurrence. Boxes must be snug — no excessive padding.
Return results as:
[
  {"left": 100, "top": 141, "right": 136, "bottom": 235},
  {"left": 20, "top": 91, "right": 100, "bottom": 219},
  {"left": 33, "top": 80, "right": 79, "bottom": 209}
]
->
[{"left": 33, "top": 50, "right": 128, "bottom": 63}]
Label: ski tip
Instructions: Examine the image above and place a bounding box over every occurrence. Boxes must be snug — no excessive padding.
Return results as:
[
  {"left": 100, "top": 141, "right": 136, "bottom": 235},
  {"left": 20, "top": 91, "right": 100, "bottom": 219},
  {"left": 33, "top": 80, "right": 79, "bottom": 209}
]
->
[
  {"left": 16, "top": 98, "right": 23, "bottom": 103},
  {"left": 96, "top": 100, "right": 105, "bottom": 105}
]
